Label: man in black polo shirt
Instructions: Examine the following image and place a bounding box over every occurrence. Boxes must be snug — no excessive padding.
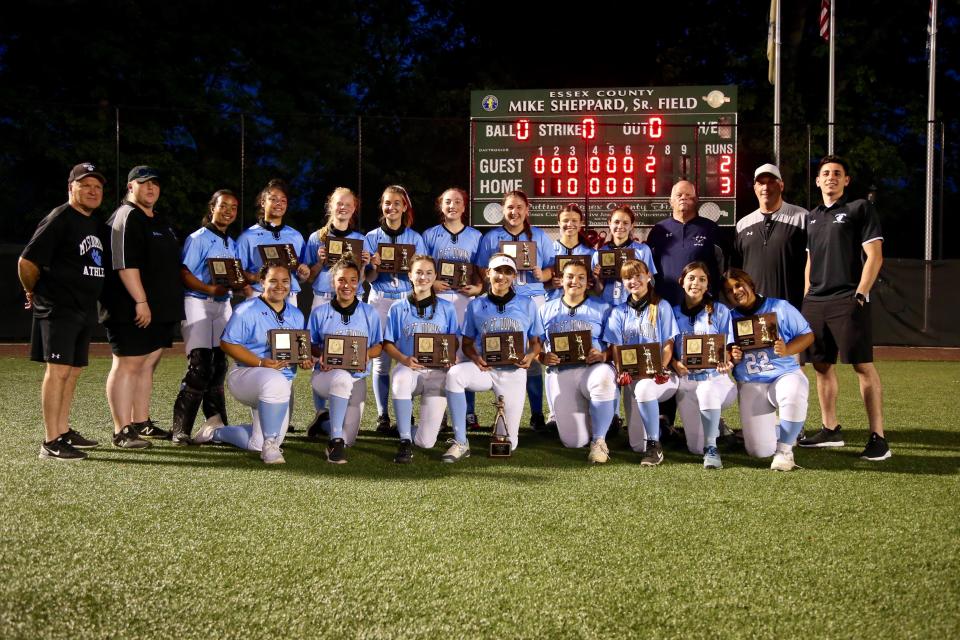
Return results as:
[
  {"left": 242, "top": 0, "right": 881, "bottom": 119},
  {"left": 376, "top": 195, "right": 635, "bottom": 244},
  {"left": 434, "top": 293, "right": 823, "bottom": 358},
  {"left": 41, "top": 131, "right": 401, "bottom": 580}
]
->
[
  {"left": 18, "top": 163, "right": 108, "bottom": 460},
  {"left": 799, "top": 155, "right": 889, "bottom": 460},
  {"left": 735, "top": 163, "right": 807, "bottom": 308}
]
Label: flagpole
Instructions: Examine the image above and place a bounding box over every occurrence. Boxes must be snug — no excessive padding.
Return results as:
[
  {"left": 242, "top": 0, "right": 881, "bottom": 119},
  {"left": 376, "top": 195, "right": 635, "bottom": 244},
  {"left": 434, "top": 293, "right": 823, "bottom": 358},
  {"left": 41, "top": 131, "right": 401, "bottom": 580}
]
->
[
  {"left": 827, "top": 0, "right": 836, "bottom": 154},
  {"left": 773, "top": 0, "right": 782, "bottom": 166},
  {"left": 925, "top": 0, "right": 937, "bottom": 263}
]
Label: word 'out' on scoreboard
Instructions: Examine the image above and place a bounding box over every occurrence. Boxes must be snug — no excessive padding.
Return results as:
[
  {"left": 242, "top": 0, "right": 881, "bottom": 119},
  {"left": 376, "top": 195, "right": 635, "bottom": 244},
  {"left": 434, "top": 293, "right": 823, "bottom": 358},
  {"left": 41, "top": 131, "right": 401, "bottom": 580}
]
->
[{"left": 470, "top": 86, "right": 737, "bottom": 228}]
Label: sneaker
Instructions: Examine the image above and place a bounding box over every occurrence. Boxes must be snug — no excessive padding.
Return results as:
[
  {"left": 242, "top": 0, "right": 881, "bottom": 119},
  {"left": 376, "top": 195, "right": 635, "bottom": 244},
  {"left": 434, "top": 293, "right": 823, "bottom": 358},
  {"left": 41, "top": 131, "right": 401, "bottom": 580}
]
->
[
  {"left": 441, "top": 440, "right": 471, "bottom": 463},
  {"left": 60, "top": 428, "right": 99, "bottom": 449},
  {"left": 545, "top": 420, "right": 558, "bottom": 435},
  {"left": 376, "top": 414, "right": 396, "bottom": 435},
  {"left": 465, "top": 413, "right": 482, "bottom": 432},
  {"left": 703, "top": 445, "right": 723, "bottom": 470},
  {"left": 112, "top": 424, "right": 151, "bottom": 449},
  {"left": 170, "top": 430, "right": 192, "bottom": 446},
  {"left": 530, "top": 414, "right": 547, "bottom": 433},
  {"left": 394, "top": 439, "right": 414, "bottom": 464},
  {"left": 192, "top": 415, "right": 224, "bottom": 444},
  {"left": 261, "top": 437, "right": 285, "bottom": 464},
  {"left": 326, "top": 438, "right": 347, "bottom": 464},
  {"left": 770, "top": 449, "right": 798, "bottom": 471},
  {"left": 136, "top": 418, "right": 170, "bottom": 440},
  {"left": 588, "top": 438, "right": 610, "bottom": 464},
  {"left": 798, "top": 425, "right": 845, "bottom": 448},
  {"left": 607, "top": 415, "right": 622, "bottom": 440},
  {"left": 306, "top": 410, "right": 329, "bottom": 439},
  {"left": 860, "top": 433, "right": 892, "bottom": 461},
  {"left": 640, "top": 440, "right": 663, "bottom": 466},
  {"left": 39, "top": 438, "right": 87, "bottom": 461}
]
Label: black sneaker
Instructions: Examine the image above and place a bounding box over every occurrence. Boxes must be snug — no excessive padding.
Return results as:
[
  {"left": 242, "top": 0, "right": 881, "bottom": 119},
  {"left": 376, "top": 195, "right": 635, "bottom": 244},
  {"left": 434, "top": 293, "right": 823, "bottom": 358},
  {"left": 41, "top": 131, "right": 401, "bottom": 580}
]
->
[
  {"left": 113, "top": 424, "right": 152, "bottom": 449},
  {"left": 530, "top": 414, "right": 547, "bottom": 433},
  {"left": 798, "top": 425, "right": 845, "bottom": 448},
  {"left": 466, "top": 413, "right": 482, "bottom": 432},
  {"left": 545, "top": 420, "right": 558, "bottom": 435},
  {"left": 306, "top": 410, "right": 329, "bottom": 439},
  {"left": 394, "top": 439, "right": 414, "bottom": 464},
  {"left": 640, "top": 440, "right": 663, "bottom": 466},
  {"left": 860, "top": 433, "right": 892, "bottom": 461},
  {"left": 136, "top": 418, "right": 170, "bottom": 440},
  {"left": 376, "top": 414, "right": 395, "bottom": 435},
  {"left": 61, "top": 428, "right": 99, "bottom": 449},
  {"left": 39, "top": 438, "right": 87, "bottom": 461},
  {"left": 607, "top": 415, "right": 622, "bottom": 440},
  {"left": 326, "top": 437, "right": 347, "bottom": 464},
  {"left": 170, "top": 431, "right": 193, "bottom": 446}
]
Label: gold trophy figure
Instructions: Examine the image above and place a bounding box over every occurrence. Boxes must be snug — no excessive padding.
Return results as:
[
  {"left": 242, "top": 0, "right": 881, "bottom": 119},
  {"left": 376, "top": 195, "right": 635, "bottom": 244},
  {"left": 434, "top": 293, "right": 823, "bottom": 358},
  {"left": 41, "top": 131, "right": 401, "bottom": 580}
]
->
[
  {"left": 758, "top": 316, "right": 771, "bottom": 343},
  {"left": 400, "top": 247, "right": 409, "bottom": 272},
  {"left": 458, "top": 264, "right": 469, "bottom": 288},
  {"left": 440, "top": 338, "right": 450, "bottom": 365},
  {"left": 521, "top": 243, "right": 531, "bottom": 268},
  {"left": 350, "top": 339, "right": 360, "bottom": 367},
  {"left": 643, "top": 347, "right": 655, "bottom": 375},
  {"left": 506, "top": 335, "right": 519, "bottom": 361},
  {"left": 707, "top": 339, "right": 718, "bottom": 365},
  {"left": 575, "top": 334, "right": 586, "bottom": 361},
  {"left": 232, "top": 260, "right": 244, "bottom": 286},
  {"left": 284, "top": 244, "right": 296, "bottom": 268},
  {"left": 297, "top": 334, "right": 310, "bottom": 360}
]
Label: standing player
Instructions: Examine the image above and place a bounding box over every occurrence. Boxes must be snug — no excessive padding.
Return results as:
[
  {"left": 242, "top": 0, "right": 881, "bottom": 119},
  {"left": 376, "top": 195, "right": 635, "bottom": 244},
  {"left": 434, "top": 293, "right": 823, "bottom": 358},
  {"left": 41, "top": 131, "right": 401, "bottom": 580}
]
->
[
  {"left": 19, "top": 163, "right": 107, "bottom": 460},
  {"left": 170, "top": 189, "right": 246, "bottom": 445},
  {"left": 602, "top": 260, "right": 679, "bottom": 465},
  {"left": 798, "top": 155, "right": 889, "bottom": 460},
  {"left": 443, "top": 254, "right": 543, "bottom": 462},
  {"left": 364, "top": 185, "right": 427, "bottom": 434},
  {"left": 383, "top": 255, "right": 460, "bottom": 463},
  {"left": 670, "top": 262, "right": 736, "bottom": 469},
  {"left": 192, "top": 264, "right": 313, "bottom": 464},
  {"left": 724, "top": 268, "right": 814, "bottom": 470},
  {"left": 591, "top": 206, "right": 656, "bottom": 306},
  {"left": 476, "top": 191, "right": 555, "bottom": 433},
  {"left": 547, "top": 203, "right": 595, "bottom": 301},
  {"left": 308, "top": 254, "right": 383, "bottom": 464},
  {"left": 539, "top": 261, "right": 616, "bottom": 463}
]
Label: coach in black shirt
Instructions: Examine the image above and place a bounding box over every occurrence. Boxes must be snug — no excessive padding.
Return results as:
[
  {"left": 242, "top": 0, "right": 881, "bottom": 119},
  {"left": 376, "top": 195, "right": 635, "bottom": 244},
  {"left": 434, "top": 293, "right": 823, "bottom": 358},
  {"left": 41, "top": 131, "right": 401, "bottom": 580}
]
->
[
  {"left": 798, "top": 155, "right": 889, "bottom": 461},
  {"left": 18, "top": 163, "right": 108, "bottom": 460}
]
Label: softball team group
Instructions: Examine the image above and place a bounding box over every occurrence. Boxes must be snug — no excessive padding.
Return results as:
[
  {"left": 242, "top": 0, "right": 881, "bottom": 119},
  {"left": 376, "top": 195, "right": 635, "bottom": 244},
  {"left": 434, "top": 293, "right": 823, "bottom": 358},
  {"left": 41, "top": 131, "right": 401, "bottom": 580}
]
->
[{"left": 175, "top": 180, "right": 814, "bottom": 471}]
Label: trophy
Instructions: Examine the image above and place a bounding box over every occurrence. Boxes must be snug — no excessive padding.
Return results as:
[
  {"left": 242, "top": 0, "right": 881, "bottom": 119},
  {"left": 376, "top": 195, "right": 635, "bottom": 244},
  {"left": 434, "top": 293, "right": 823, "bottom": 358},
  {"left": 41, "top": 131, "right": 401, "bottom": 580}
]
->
[
  {"left": 549, "top": 330, "right": 593, "bottom": 365},
  {"left": 682, "top": 334, "right": 728, "bottom": 370},
  {"left": 613, "top": 342, "right": 663, "bottom": 379},
  {"left": 399, "top": 246, "right": 410, "bottom": 272},
  {"left": 258, "top": 243, "right": 298, "bottom": 269},
  {"left": 598, "top": 248, "right": 636, "bottom": 280},
  {"left": 488, "top": 395, "right": 512, "bottom": 458},
  {"left": 733, "top": 313, "right": 779, "bottom": 350},
  {"left": 483, "top": 332, "right": 524, "bottom": 365},
  {"left": 414, "top": 333, "right": 457, "bottom": 368},
  {"left": 437, "top": 260, "right": 473, "bottom": 287},
  {"left": 323, "top": 335, "right": 368, "bottom": 371},
  {"left": 458, "top": 263, "right": 470, "bottom": 288},
  {"left": 324, "top": 237, "right": 364, "bottom": 267},
  {"left": 498, "top": 240, "right": 537, "bottom": 270},
  {"left": 267, "top": 329, "right": 312, "bottom": 364},
  {"left": 378, "top": 243, "right": 416, "bottom": 273},
  {"left": 206, "top": 257, "right": 246, "bottom": 289},
  {"left": 554, "top": 256, "right": 587, "bottom": 274}
]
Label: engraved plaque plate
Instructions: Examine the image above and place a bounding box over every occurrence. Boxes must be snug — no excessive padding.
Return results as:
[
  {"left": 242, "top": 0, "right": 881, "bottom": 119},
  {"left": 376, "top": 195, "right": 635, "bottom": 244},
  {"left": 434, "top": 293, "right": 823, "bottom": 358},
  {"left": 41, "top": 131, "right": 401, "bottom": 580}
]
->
[
  {"left": 323, "top": 335, "right": 368, "bottom": 371},
  {"left": 733, "top": 313, "right": 779, "bottom": 350},
  {"left": 498, "top": 241, "right": 538, "bottom": 270},
  {"left": 378, "top": 243, "right": 416, "bottom": 274},
  {"left": 482, "top": 331, "right": 524, "bottom": 365},
  {"left": 682, "top": 334, "right": 728, "bottom": 369},
  {"left": 414, "top": 333, "right": 457, "bottom": 368},
  {"left": 268, "top": 329, "right": 311, "bottom": 363},
  {"left": 598, "top": 248, "right": 636, "bottom": 279},
  {"left": 549, "top": 330, "right": 593, "bottom": 365},
  {"left": 258, "top": 243, "right": 298, "bottom": 269},
  {"left": 324, "top": 237, "right": 364, "bottom": 267},
  {"left": 206, "top": 258, "right": 246, "bottom": 288},
  {"left": 613, "top": 342, "right": 662, "bottom": 378}
]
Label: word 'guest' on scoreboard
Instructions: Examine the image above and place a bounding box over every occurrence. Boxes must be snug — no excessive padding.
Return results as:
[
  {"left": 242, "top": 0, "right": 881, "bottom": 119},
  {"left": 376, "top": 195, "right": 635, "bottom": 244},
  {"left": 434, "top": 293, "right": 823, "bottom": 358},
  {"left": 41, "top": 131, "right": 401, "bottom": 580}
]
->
[{"left": 470, "top": 86, "right": 737, "bottom": 228}]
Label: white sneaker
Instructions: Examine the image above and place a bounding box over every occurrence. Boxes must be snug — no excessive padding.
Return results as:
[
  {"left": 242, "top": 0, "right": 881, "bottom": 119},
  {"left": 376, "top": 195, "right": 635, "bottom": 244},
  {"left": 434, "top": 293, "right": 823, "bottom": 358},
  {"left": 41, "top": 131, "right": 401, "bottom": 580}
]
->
[
  {"left": 441, "top": 440, "right": 470, "bottom": 463},
  {"left": 192, "top": 414, "right": 224, "bottom": 444},
  {"left": 261, "top": 437, "right": 285, "bottom": 464},
  {"left": 588, "top": 438, "right": 610, "bottom": 464},
  {"left": 770, "top": 449, "right": 798, "bottom": 471}
]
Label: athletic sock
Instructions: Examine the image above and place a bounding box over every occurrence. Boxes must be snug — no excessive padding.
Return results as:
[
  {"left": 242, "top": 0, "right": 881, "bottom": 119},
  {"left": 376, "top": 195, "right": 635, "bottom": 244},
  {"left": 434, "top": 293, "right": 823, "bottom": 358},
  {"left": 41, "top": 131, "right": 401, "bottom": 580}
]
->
[
  {"left": 213, "top": 425, "right": 253, "bottom": 450},
  {"left": 393, "top": 398, "right": 414, "bottom": 441},
  {"left": 589, "top": 399, "right": 617, "bottom": 441},
  {"left": 258, "top": 401, "right": 288, "bottom": 440},
  {"left": 328, "top": 395, "right": 350, "bottom": 440},
  {"left": 700, "top": 408, "right": 721, "bottom": 448},
  {"left": 778, "top": 419, "right": 805, "bottom": 445},
  {"left": 373, "top": 374, "right": 390, "bottom": 416},
  {"left": 639, "top": 399, "right": 661, "bottom": 441},
  {"left": 448, "top": 391, "right": 468, "bottom": 444},
  {"left": 526, "top": 373, "right": 544, "bottom": 417}
]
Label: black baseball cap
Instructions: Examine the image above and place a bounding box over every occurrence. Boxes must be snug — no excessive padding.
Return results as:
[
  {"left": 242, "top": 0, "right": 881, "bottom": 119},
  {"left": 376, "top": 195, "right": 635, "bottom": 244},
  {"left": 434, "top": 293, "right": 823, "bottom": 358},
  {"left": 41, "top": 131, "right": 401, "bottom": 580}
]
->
[
  {"left": 127, "top": 165, "right": 161, "bottom": 183},
  {"left": 68, "top": 162, "right": 106, "bottom": 185}
]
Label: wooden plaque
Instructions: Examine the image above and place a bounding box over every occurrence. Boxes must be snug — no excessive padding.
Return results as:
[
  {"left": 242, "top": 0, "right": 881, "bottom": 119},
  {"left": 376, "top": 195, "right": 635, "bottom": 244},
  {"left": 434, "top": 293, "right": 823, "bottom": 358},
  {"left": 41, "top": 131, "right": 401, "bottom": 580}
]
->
[
  {"left": 554, "top": 255, "right": 588, "bottom": 274},
  {"left": 598, "top": 248, "right": 636, "bottom": 279},
  {"left": 733, "top": 313, "right": 779, "bottom": 350},
  {"left": 258, "top": 243, "right": 298, "bottom": 269},
  {"left": 682, "top": 334, "right": 728, "bottom": 370},
  {"left": 206, "top": 257, "right": 246, "bottom": 288},
  {"left": 324, "top": 237, "right": 364, "bottom": 267},
  {"left": 498, "top": 240, "right": 537, "bottom": 270},
  {"left": 414, "top": 333, "right": 457, "bottom": 368},
  {"left": 613, "top": 342, "right": 662, "bottom": 379},
  {"left": 482, "top": 331, "right": 524, "bottom": 365},
  {"left": 437, "top": 260, "right": 475, "bottom": 287},
  {"left": 549, "top": 330, "right": 593, "bottom": 365},
  {"left": 378, "top": 243, "right": 416, "bottom": 274},
  {"left": 323, "top": 335, "right": 368, "bottom": 371},
  {"left": 268, "top": 329, "right": 312, "bottom": 363}
]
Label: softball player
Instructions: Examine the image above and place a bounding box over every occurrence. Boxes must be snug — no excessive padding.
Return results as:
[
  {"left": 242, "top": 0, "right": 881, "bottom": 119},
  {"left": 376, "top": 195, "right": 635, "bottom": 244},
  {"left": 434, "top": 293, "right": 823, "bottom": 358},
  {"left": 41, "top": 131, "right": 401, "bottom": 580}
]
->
[
  {"left": 670, "top": 261, "right": 737, "bottom": 469},
  {"left": 307, "top": 254, "right": 383, "bottom": 464},
  {"left": 305, "top": 187, "right": 368, "bottom": 309},
  {"left": 383, "top": 255, "right": 460, "bottom": 462},
  {"left": 443, "top": 254, "right": 544, "bottom": 462},
  {"left": 602, "top": 259, "right": 679, "bottom": 465},
  {"left": 539, "top": 260, "right": 616, "bottom": 463},
  {"left": 476, "top": 190, "right": 555, "bottom": 432},
  {"left": 192, "top": 264, "right": 312, "bottom": 465},
  {"left": 364, "top": 185, "right": 427, "bottom": 433},
  {"left": 171, "top": 189, "right": 246, "bottom": 445},
  {"left": 724, "top": 267, "right": 814, "bottom": 471},
  {"left": 546, "top": 203, "right": 595, "bottom": 301},
  {"left": 591, "top": 206, "right": 656, "bottom": 306}
]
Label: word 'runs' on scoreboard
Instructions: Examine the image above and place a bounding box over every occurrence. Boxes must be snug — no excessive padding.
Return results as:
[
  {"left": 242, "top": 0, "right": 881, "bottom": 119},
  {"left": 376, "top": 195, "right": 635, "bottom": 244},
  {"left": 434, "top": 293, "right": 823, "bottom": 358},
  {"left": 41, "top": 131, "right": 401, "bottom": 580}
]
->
[{"left": 470, "top": 86, "right": 737, "bottom": 228}]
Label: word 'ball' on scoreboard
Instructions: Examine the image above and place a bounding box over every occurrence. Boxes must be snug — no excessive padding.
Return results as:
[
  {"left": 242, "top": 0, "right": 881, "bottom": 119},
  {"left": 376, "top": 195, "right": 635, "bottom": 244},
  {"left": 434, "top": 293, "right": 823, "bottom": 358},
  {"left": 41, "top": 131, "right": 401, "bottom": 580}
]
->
[{"left": 470, "top": 86, "right": 737, "bottom": 228}]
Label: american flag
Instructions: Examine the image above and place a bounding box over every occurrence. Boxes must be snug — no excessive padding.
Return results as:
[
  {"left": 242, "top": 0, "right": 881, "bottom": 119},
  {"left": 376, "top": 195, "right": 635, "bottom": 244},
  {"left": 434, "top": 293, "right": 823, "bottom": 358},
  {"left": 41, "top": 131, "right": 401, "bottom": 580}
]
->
[{"left": 819, "top": 0, "right": 830, "bottom": 42}]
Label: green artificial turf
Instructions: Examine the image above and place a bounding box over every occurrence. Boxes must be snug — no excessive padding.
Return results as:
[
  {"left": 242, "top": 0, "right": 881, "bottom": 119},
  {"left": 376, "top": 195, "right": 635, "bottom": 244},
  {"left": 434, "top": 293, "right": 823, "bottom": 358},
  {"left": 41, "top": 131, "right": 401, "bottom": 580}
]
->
[{"left": 1, "top": 357, "right": 958, "bottom": 639}]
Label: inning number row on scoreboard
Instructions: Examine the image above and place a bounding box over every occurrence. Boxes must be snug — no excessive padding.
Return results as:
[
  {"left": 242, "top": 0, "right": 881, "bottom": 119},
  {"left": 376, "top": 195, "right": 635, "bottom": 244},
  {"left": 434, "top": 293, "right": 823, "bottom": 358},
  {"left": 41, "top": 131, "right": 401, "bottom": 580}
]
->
[{"left": 470, "top": 86, "right": 738, "bottom": 227}]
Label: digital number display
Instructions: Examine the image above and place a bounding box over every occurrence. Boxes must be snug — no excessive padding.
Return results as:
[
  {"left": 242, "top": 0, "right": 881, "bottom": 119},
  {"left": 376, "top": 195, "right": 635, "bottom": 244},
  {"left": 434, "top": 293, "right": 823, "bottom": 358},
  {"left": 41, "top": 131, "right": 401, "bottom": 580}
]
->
[{"left": 471, "top": 86, "right": 738, "bottom": 227}]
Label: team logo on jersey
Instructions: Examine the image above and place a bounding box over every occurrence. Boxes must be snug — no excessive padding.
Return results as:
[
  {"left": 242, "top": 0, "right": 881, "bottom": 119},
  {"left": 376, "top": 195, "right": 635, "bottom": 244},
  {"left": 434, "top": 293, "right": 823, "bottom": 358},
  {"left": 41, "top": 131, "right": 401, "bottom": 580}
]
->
[
  {"left": 91, "top": 249, "right": 102, "bottom": 266},
  {"left": 693, "top": 234, "right": 707, "bottom": 246},
  {"left": 832, "top": 213, "right": 848, "bottom": 224},
  {"left": 481, "top": 95, "right": 499, "bottom": 112},
  {"left": 79, "top": 235, "right": 104, "bottom": 276}
]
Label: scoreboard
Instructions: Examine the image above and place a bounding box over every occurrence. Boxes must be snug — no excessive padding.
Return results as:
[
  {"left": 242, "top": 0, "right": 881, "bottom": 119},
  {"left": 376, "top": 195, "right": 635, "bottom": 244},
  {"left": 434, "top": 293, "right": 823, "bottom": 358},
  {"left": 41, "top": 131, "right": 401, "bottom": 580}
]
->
[{"left": 470, "top": 86, "right": 737, "bottom": 228}]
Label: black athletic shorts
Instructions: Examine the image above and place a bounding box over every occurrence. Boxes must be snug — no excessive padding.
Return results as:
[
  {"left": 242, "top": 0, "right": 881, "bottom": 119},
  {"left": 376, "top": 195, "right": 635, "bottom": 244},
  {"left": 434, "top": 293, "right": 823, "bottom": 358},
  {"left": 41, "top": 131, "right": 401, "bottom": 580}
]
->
[
  {"left": 802, "top": 296, "right": 873, "bottom": 365},
  {"left": 30, "top": 314, "right": 94, "bottom": 367},
  {"left": 104, "top": 320, "right": 176, "bottom": 357}
]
